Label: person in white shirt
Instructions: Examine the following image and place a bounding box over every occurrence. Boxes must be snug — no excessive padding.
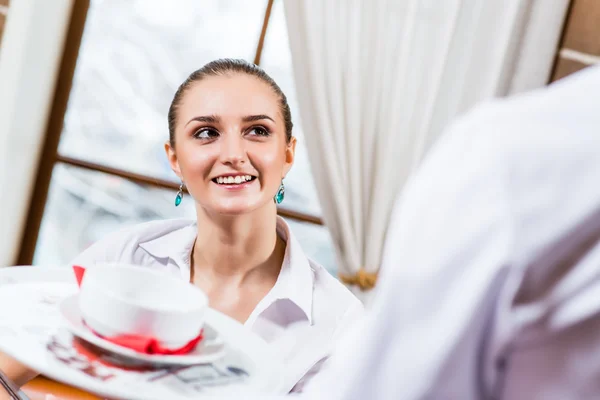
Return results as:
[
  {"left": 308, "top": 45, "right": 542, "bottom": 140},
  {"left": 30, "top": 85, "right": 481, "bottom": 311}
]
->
[
  {"left": 294, "top": 65, "right": 600, "bottom": 399},
  {"left": 0, "top": 58, "right": 363, "bottom": 395}
]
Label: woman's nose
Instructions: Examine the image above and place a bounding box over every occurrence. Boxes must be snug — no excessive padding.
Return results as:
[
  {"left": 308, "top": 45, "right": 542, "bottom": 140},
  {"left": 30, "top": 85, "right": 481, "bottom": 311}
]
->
[{"left": 219, "top": 134, "right": 246, "bottom": 165}]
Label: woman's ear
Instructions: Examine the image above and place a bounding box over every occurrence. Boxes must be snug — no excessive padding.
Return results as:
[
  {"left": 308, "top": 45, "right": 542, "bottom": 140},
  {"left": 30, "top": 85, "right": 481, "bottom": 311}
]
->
[
  {"left": 164, "top": 141, "right": 182, "bottom": 179},
  {"left": 283, "top": 136, "right": 297, "bottom": 177}
]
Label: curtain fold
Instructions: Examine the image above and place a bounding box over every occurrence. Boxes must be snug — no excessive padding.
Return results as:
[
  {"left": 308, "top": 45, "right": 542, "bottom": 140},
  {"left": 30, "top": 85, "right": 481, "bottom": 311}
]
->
[
  {"left": 0, "top": 0, "right": 74, "bottom": 266},
  {"left": 284, "top": 0, "right": 569, "bottom": 300}
]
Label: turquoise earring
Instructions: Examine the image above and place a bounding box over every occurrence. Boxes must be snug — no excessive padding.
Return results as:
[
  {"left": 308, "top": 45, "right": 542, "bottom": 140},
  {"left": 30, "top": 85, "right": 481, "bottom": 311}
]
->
[
  {"left": 274, "top": 181, "right": 285, "bottom": 204},
  {"left": 175, "top": 182, "right": 183, "bottom": 207}
]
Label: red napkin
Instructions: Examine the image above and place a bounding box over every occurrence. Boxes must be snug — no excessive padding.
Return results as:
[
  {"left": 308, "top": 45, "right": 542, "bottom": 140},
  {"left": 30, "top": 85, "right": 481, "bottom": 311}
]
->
[
  {"left": 83, "top": 322, "right": 203, "bottom": 355},
  {"left": 72, "top": 265, "right": 203, "bottom": 355}
]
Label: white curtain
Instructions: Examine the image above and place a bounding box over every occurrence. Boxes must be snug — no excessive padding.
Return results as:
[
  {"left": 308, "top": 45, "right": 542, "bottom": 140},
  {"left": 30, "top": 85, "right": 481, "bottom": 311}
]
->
[
  {"left": 284, "top": 0, "right": 569, "bottom": 300},
  {"left": 0, "top": 0, "right": 74, "bottom": 266}
]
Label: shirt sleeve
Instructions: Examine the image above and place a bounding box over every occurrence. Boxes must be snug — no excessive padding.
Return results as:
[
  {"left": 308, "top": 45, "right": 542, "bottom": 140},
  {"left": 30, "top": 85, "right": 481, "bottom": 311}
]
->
[{"left": 69, "top": 226, "right": 136, "bottom": 268}]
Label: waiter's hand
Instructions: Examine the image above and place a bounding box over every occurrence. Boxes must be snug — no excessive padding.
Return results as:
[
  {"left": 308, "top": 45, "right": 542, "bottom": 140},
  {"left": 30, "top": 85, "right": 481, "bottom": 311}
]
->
[
  {"left": 0, "top": 388, "right": 13, "bottom": 400},
  {"left": 0, "top": 353, "right": 37, "bottom": 387}
]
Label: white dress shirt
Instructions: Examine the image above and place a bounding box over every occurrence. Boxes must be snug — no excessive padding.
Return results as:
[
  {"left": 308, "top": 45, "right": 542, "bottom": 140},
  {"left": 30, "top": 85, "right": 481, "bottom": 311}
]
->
[
  {"left": 70, "top": 216, "right": 364, "bottom": 393},
  {"left": 292, "top": 66, "right": 600, "bottom": 399}
]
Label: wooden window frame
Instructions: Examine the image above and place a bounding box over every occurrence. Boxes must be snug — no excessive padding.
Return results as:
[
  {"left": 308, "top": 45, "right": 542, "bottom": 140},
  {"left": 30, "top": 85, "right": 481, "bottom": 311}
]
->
[
  {"left": 546, "top": 0, "right": 600, "bottom": 83},
  {"left": 17, "top": 0, "right": 323, "bottom": 265}
]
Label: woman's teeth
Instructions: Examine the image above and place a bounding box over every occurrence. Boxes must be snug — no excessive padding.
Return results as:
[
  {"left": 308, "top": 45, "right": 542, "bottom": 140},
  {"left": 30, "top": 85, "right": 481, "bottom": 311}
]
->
[{"left": 215, "top": 175, "right": 254, "bottom": 185}]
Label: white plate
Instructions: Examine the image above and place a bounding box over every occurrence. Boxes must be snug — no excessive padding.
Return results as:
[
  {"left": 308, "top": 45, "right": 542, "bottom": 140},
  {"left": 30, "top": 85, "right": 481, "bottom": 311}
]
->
[
  {"left": 0, "top": 266, "right": 285, "bottom": 399},
  {"left": 59, "top": 294, "right": 227, "bottom": 366}
]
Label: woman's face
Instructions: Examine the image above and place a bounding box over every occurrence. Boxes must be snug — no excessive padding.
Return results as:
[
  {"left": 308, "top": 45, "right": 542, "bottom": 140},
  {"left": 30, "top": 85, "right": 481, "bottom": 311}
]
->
[{"left": 166, "top": 73, "right": 296, "bottom": 215}]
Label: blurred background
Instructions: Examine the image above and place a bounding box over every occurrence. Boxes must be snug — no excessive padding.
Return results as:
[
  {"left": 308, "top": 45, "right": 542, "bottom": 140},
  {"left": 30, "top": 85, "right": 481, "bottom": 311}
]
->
[{"left": 0, "top": 0, "right": 598, "bottom": 300}]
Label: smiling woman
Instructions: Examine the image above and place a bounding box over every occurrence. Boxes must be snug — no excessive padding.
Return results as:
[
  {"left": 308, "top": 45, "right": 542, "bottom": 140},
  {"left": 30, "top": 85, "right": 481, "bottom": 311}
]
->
[
  {"left": 93, "top": 59, "right": 363, "bottom": 392},
  {"left": 2, "top": 59, "right": 364, "bottom": 395}
]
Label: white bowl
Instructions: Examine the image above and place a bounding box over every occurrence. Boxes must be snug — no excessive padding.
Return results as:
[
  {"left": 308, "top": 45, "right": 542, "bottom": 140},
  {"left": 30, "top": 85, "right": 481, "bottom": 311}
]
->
[{"left": 78, "top": 264, "right": 208, "bottom": 348}]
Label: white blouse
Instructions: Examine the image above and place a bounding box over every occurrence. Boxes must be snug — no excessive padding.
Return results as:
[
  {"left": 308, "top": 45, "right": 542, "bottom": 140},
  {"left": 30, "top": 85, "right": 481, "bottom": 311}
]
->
[{"left": 70, "top": 217, "right": 364, "bottom": 393}]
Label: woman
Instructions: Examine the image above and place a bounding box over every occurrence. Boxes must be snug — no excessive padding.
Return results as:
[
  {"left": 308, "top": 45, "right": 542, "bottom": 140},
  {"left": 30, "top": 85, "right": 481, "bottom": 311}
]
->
[{"left": 0, "top": 59, "right": 363, "bottom": 394}]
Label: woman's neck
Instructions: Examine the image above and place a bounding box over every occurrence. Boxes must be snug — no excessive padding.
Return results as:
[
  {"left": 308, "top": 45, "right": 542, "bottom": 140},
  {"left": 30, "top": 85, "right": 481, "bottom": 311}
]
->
[{"left": 191, "top": 203, "right": 284, "bottom": 287}]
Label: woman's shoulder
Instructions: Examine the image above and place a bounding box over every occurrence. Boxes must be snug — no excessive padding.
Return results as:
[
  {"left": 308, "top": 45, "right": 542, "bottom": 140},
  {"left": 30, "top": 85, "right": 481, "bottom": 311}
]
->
[
  {"left": 70, "top": 219, "right": 196, "bottom": 266},
  {"left": 89, "top": 218, "right": 195, "bottom": 247}
]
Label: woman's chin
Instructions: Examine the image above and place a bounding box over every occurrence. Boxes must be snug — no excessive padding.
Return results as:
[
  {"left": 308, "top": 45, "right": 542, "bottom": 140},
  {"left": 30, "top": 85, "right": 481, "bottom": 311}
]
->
[
  {"left": 208, "top": 199, "right": 270, "bottom": 216},
  {"left": 215, "top": 207, "right": 254, "bottom": 216}
]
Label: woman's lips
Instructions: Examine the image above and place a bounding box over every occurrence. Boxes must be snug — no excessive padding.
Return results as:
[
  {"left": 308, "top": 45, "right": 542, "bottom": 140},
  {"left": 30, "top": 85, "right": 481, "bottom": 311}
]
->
[
  {"left": 213, "top": 175, "right": 255, "bottom": 185},
  {"left": 211, "top": 175, "right": 257, "bottom": 190}
]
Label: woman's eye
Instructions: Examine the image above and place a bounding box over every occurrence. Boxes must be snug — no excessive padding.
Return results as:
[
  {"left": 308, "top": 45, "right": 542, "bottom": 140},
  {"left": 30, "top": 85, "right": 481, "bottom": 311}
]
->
[
  {"left": 247, "top": 127, "right": 270, "bottom": 137},
  {"left": 194, "top": 128, "right": 219, "bottom": 140}
]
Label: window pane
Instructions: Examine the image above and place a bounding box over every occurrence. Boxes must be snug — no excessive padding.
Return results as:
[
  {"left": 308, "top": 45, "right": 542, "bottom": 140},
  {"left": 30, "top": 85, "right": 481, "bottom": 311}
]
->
[
  {"left": 259, "top": 0, "right": 322, "bottom": 216},
  {"left": 34, "top": 165, "right": 338, "bottom": 276},
  {"left": 58, "top": 0, "right": 266, "bottom": 182}
]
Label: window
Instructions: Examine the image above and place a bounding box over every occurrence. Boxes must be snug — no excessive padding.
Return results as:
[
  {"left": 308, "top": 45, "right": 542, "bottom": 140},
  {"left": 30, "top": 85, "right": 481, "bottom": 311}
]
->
[{"left": 33, "top": 0, "right": 337, "bottom": 275}]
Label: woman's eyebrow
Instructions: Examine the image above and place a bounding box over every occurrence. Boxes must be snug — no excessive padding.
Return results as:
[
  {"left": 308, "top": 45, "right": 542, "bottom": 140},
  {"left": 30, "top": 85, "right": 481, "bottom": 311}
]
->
[
  {"left": 242, "top": 114, "right": 275, "bottom": 123},
  {"left": 185, "top": 115, "right": 220, "bottom": 127}
]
